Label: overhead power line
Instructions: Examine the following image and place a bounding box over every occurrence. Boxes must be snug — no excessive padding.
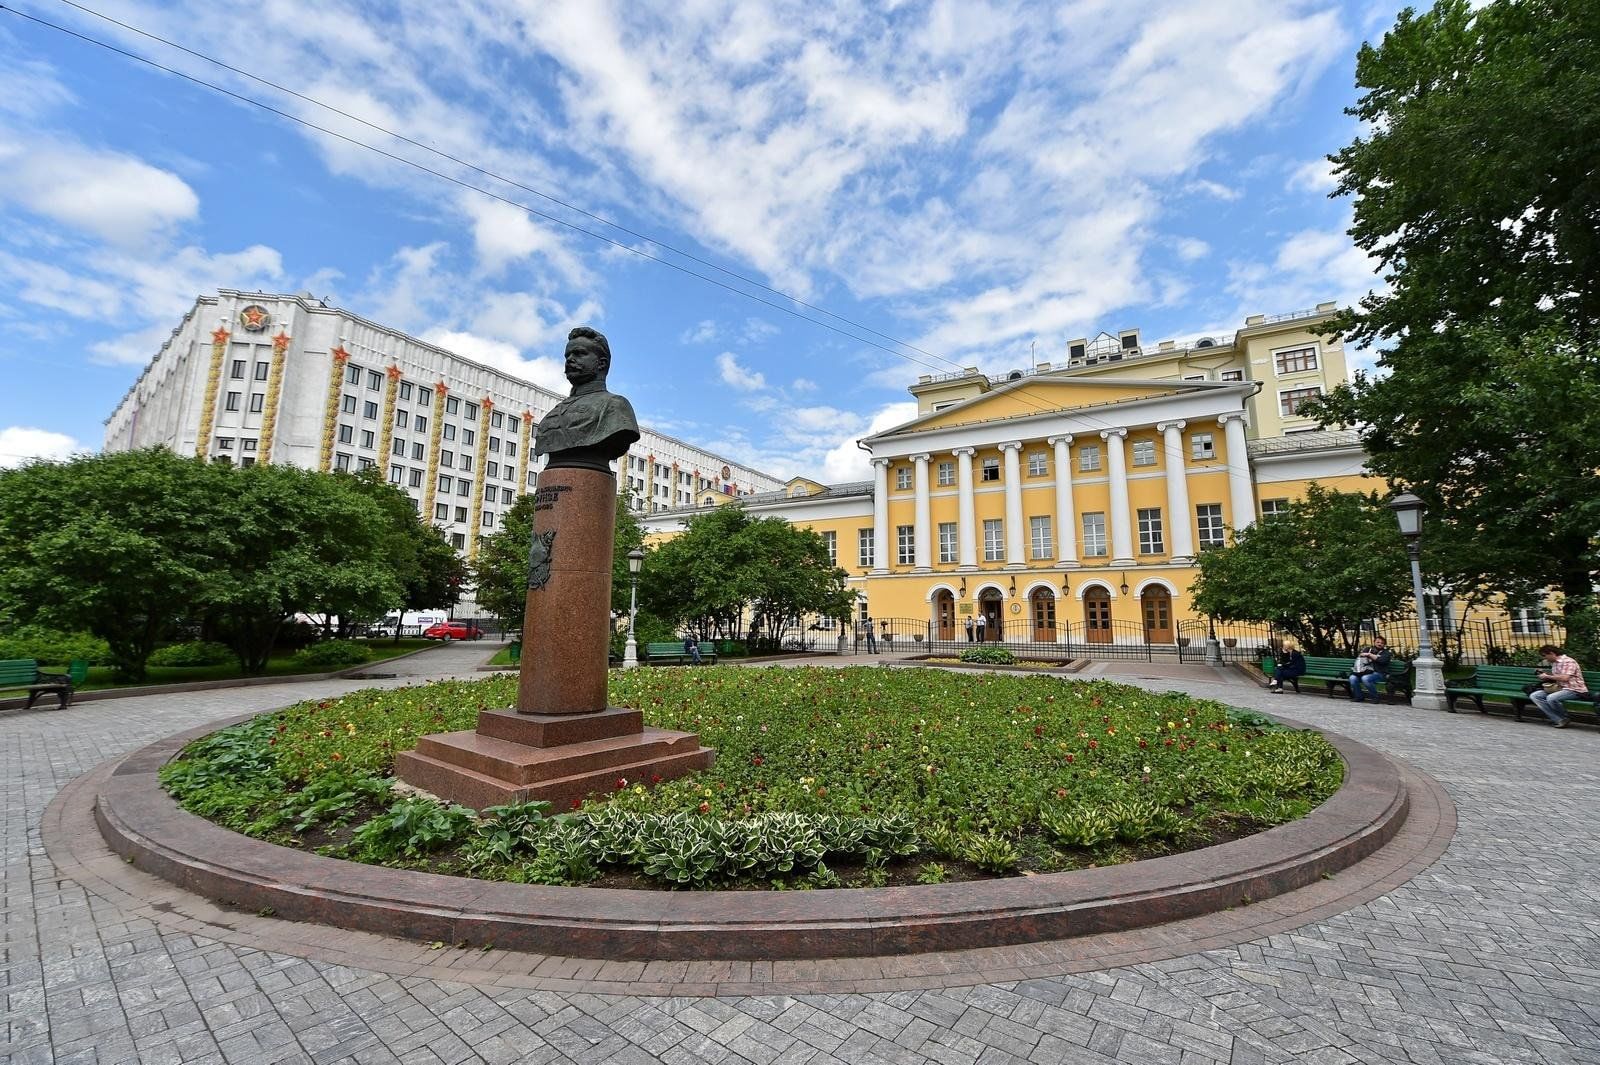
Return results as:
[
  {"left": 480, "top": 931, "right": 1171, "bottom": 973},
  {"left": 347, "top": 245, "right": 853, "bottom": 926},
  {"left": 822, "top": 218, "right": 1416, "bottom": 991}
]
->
[{"left": 1, "top": 0, "right": 1154, "bottom": 433}]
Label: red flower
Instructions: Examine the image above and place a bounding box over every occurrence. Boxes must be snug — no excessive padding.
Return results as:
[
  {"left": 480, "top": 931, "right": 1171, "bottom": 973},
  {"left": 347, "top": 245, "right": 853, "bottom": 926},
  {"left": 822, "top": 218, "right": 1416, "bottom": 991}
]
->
[
  {"left": 651, "top": 774, "right": 663, "bottom": 784},
  {"left": 751, "top": 756, "right": 764, "bottom": 766},
  {"left": 698, "top": 801, "right": 711, "bottom": 814},
  {"left": 1033, "top": 724, "right": 1045, "bottom": 737},
  {"left": 1088, "top": 740, "right": 1099, "bottom": 750},
  {"left": 1064, "top": 753, "right": 1075, "bottom": 763},
  {"left": 615, "top": 777, "right": 627, "bottom": 789},
  {"left": 1138, "top": 738, "right": 1148, "bottom": 748}
]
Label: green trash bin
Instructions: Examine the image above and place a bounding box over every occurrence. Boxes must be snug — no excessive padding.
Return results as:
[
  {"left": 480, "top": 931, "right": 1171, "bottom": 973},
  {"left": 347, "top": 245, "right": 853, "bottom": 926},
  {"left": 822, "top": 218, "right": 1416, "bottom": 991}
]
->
[{"left": 507, "top": 640, "right": 522, "bottom": 665}]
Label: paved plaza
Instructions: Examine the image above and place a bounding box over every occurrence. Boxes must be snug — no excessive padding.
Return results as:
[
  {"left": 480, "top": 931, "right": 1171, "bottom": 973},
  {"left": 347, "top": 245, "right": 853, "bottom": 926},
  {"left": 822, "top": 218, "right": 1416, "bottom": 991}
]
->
[{"left": 5, "top": 643, "right": 1600, "bottom": 1064}]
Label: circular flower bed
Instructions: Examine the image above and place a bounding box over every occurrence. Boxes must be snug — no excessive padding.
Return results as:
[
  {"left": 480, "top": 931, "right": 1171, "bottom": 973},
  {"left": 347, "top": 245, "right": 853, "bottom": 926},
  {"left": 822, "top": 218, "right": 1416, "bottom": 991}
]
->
[{"left": 160, "top": 666, "right": 1342, "bottom": 890}]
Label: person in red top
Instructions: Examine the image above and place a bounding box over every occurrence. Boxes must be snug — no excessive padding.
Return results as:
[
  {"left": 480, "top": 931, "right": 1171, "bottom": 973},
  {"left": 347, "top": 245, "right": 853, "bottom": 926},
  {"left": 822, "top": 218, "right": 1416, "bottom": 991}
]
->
[{"left": 1531, "top": 643, "right": 1590, "bottom": 728}]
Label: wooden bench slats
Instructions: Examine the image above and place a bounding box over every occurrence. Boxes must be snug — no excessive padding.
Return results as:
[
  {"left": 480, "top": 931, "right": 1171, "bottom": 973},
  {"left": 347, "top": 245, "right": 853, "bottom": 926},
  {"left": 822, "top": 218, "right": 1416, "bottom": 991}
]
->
[
  {"left": 642, "top": 642, "right": 718, "bottom": 666},
  {"left": 0, "top": 658, "right": 87, "bottom": 709},
  {"left": 1446, "top": 664, "right": 1599, "bottom": 718},
  {"left": 1271, "top": 655, "right": 1412, "bottom": 702}
]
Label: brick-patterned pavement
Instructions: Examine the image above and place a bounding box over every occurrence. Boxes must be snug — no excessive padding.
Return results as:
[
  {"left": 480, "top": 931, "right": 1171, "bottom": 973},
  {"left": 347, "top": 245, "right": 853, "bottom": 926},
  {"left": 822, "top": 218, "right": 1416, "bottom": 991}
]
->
[{"left": 5, "top": 644, "right": 1600, "bottom": 1064}]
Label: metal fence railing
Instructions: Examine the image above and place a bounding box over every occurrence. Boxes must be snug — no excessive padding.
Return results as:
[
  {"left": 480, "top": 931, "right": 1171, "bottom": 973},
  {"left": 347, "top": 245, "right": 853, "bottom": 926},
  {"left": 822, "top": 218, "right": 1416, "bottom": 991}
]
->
[{"left": 851, "top": 618, "right": 1158, "bottom": 661}]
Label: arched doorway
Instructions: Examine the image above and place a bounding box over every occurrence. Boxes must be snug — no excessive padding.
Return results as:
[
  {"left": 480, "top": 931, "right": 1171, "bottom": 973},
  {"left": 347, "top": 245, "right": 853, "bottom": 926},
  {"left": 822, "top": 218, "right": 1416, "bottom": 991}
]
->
[
  {"left": 933, "top": 590, "right": 955, "bottom": 641},
  {"left": 978, "top": 589, "right": 1003, "bottom": 641},
  {"left": 1083, "top": 587, "right": 1112, "bottom": 643},
  {"left": 1030, "top": 588, "right": 1057, "bottom": 642},
  {"left": 1141, "top": 586, "right": 1173, "bottom": 643}
]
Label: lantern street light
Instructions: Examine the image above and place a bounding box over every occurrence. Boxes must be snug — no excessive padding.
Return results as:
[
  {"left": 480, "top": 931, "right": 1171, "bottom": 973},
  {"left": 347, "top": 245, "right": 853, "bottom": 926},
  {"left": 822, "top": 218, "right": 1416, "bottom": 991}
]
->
[
  {"left": 1387, "top": 492, "right": 1447, "bottom": 710},
  {"left": 623, "top": 547, "right": 646, "bottom": 669}
]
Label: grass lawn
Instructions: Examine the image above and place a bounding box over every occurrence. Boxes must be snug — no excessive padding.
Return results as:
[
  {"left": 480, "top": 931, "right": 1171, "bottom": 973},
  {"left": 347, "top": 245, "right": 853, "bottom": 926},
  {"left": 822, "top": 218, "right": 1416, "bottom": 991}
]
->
[
  {"left": 2, "top": 639, "right": 434, "bottom": 696},
  {"left": 161, "top": 666, "right": 1343, "bottom": 891},
  {"left": 486, "top": 645, "right": 518, "bottom": 667}
]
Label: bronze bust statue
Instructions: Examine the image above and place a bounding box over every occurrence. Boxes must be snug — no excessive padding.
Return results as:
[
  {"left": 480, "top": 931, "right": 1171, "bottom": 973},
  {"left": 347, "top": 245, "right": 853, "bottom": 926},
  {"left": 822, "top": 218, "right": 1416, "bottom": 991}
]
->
[{"left": 534, "top": 327, "right": 640, "bottom": 472}]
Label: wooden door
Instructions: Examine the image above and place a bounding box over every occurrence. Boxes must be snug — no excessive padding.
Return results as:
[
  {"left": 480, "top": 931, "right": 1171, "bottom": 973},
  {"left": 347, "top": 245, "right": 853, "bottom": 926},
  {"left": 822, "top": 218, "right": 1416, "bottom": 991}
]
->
[
  {"left": 980, "top": 595, "right": 1003, "bottom": 641},
  {"left": 1141, "top": 587, "right": 1173, "bottom": 643},
  {"left": 1084, "top": 588, "right": 1112, "bottom": 643},
  {"left": 1030, "top": 589, "right": 1057, "bottom": 642},
  {"left": 935, "top": 591, "right": 955, "bottom": 641}
]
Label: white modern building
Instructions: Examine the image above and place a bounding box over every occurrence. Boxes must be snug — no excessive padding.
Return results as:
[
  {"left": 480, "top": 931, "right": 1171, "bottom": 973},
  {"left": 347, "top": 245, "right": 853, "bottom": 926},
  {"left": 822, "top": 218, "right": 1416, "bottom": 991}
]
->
[{"left": 104, "top": 290, "right": 783, "bottom": 563}]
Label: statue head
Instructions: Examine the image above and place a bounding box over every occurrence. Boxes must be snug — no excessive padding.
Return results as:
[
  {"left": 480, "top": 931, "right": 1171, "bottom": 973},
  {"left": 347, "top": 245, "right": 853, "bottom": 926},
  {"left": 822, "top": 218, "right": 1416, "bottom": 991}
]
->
[{"left": 564, "top": 327, "right": 611, "bottom": 388}]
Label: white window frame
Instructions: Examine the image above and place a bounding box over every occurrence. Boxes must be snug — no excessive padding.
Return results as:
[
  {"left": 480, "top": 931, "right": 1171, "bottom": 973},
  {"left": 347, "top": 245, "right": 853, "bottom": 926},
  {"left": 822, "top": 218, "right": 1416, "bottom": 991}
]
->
[
  {"left": 1078, "top": 445, "right": 1101, "bottom": 472},
  {"left": 1196, "top": 503, "right": 1225, "bottom": 549},
  {"left": 938, "top": 522, "right": 957, "bottom": 564},
  {"left": 983, "top": 519, "right": 1005, "bottom": 562},
  {"left": 1137, "top": 507, "right": 1164, "bottom": 554},
  {"left": 1029, "top": 515, "right": 1053, "bottom": 560},
  {"left": 1081, "top": 512, "right": 1107, "bottom": 557}
]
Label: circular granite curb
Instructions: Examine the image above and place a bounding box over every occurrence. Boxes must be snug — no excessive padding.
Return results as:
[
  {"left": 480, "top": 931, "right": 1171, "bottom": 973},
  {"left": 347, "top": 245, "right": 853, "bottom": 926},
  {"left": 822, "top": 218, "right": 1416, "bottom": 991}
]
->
[{"left": 93, "top": 712, "right": 1409, "bottom": 962}]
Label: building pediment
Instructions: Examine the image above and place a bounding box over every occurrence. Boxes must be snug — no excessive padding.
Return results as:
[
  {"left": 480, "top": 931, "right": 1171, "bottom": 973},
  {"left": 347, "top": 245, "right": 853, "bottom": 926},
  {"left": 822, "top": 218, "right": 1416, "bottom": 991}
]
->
[{"left": 870, "top": 376, "right": 1241, "bottom": 441}]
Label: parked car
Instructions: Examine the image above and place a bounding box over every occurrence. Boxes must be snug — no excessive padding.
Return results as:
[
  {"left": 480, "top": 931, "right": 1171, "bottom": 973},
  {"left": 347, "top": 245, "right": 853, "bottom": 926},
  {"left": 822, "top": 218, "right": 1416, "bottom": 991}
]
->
[{"left": 423, "top": 621, "right": 484, "bottom": 641}]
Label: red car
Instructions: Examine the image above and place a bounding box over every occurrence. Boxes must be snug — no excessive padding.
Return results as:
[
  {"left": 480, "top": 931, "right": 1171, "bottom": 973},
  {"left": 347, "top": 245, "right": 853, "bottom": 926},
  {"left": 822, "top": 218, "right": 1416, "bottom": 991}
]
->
[{"left": 422, "top": 621, "right": 484, "bottom": 641}]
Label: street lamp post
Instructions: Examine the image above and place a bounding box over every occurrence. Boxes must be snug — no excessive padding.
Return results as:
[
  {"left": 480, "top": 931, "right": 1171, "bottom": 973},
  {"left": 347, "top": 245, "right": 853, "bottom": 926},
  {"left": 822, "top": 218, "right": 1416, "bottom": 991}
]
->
[
  {"left": 623, "top": 547, "right": 645, "bottom": 669},
  {"left": 1388, "top": 492, "right": 1447, "bottom": 710}
]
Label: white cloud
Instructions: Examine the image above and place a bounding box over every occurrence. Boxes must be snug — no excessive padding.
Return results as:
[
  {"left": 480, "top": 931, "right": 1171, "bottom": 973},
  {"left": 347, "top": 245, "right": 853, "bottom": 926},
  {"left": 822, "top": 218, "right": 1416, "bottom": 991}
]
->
[
  {"left": 791, "top": 378, "right": 817, "bottom": 392},
  {"left": 716, "top": 351, "right": 767, "bottom": 392},
  {"left": 462, "top": 197, "right": 593, "bottom": 286},
  {"left": 0, "top": 139, "right": 198, "bottom": 246},
  {"left": 680, "top": 319, "right": 718, "bottom": 344},
  {"left": 1186, "top": 179, "right": 1242, "bottom": 201},
  {"left": 422, "top": 329, "right": 570, "bottom": 394},
  {"left": 1173, "top": 237, "right": 1210, "bottom": 262},
  {"left": 1287, "top": 157, "right": 1338, "bottom": 194},
  {"left": 0, "top": 426, "right": 84, "bottom": 467},
  {"left": 820, "top": 402, "right": 919, "bottom": 482}
]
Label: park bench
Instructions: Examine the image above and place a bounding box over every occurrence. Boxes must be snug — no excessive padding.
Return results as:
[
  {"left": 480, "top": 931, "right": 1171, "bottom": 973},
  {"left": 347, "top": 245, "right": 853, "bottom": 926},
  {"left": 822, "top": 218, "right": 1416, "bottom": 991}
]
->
[
  {"left": 1446, "top": 664, "right": 1600, "bottom": 719},
  {"left": 643, "top": 641, "right": 718, "bottom": 666},
  {"left": 0, "top": 658, "right": 90, "bottom": 710},
  {"left": 1281, "top": 655, "right": 1413, "bottom": 702}
]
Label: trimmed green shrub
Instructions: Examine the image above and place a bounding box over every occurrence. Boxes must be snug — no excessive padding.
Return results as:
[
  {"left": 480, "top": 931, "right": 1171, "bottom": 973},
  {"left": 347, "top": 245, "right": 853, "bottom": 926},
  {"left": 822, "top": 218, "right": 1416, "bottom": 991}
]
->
[
  {"left": 291, "top": 640, "right": 371, "bottom": 669},
  {"left": 148, "top": 640, "right": 235, "bottom": 667},
  {"left": 959, "top": 645, "right": 1018, "bottom": 665},
  {"left": 0, "top": 626, "right": 111, "bottom": 666}
]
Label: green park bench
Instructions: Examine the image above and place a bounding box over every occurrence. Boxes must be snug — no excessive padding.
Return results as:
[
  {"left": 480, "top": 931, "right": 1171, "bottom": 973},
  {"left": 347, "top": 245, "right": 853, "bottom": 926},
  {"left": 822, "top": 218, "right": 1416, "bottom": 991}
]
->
[
  {"left": 0, "top": 659, "right": 90, "bottom": 710},
  {"left": 643, "top": 641, "right": 718, "bottom": 666},
  {"left": 1288, "top": 655, "right": 1413, "bottom": 702},
  {"left": 1446, "top": 664, "right": 1600, "bottom": 719}
]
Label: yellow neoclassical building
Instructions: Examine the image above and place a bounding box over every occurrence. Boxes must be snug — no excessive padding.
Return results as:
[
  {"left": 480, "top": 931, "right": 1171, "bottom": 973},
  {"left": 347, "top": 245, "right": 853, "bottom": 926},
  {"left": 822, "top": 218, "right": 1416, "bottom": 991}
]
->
[{"left": 644, "top": 303, "right": 1383, "bottom": 645}]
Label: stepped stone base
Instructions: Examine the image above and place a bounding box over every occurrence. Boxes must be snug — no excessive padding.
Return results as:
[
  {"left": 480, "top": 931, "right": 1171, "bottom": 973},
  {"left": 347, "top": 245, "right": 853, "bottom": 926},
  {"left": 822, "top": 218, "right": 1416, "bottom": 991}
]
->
[{"left": 394, "top": 707, "right": 715, "bottom": 811}]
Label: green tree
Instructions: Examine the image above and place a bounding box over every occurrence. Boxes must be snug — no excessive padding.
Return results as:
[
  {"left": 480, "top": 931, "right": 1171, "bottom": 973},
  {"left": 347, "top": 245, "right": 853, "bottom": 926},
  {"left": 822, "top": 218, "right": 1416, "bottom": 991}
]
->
[
  {"left": 1189, "top": 487, "right": 1413, "bottom": 655},
  {"left": 0, "top": 449, "right": 225, "bottom": 680},
  {"left": 346, "top": 468, "right": 464, "bottom": 638},
  {"left": 473, "top": 492, "right": 645, "bottom": 635},
  {"left": 205, "top": 464, "right": 405, "bottom": 673},
  {"left": 1314, "top": 0, "right": 1600, "bottom": 657},
  {"left": 639, "top": 505, "right": 853, "bottom": 642}
]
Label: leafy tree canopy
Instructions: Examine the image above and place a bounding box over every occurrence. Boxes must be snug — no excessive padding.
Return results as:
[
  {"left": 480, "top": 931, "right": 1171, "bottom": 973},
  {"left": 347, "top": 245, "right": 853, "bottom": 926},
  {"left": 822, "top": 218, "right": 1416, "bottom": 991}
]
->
[
  {"left": 641, "top": 505, "right": 853, "bottom": 640},
  {"left": 1313, "top": 0, "right": 1600, "bottom": 654},
  {"left": 472, "top": 492, "right": 645, "bottom": 635},
  {"left": 0, "top": 449, "right": 227, "bottom": 680},
  {"left": 1189, "top": 486, "right": 1413, "bottom": 655}
]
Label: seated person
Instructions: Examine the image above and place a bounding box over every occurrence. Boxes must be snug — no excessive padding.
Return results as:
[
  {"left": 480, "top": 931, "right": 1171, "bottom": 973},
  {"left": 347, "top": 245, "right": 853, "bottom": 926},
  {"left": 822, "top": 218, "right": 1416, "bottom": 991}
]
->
[
  {"left": 1348, "top": 636, "right": 1391, "bottom": 702},
  {"left": 1267, "top": 644, "right": 1307, "bottom": 693},
  {"left": 682, "top": 633, "right": 701, "bottom": 665}
]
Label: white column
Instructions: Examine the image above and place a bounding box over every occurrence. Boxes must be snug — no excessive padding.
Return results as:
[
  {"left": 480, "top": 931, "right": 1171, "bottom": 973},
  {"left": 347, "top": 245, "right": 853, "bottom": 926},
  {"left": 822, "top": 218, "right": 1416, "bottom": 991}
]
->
[
  {"left": 1000, "top": 441, "right": 1025, "bottom": 568},
  {"left": 1102, "top": 428, "right": 1135, "bottom": 565},
  {"left": 1219, "top": 413, "right": 1255, "bottom": 540},
  {"left": 1048, "top": 434, "right": 1078, "bottom": 567},
  {"left": 1158, "top": 420, "right": 1195, "bottom": 563},
  {"left": 912, "top": 452, "right": 932, "bottom": 570},
  {"left": 953, "top": 446, "right": 977, "bottom": 569},
  {"left": 871, "top": 457, "right": 891, "bottom": 572}
]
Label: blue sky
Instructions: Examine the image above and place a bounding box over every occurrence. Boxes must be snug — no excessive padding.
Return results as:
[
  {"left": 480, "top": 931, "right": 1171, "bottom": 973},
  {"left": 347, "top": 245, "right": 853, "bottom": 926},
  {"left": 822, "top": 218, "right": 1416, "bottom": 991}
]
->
[{"left": 0, "top": 0, "right": 1393, "bottom": 482}]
